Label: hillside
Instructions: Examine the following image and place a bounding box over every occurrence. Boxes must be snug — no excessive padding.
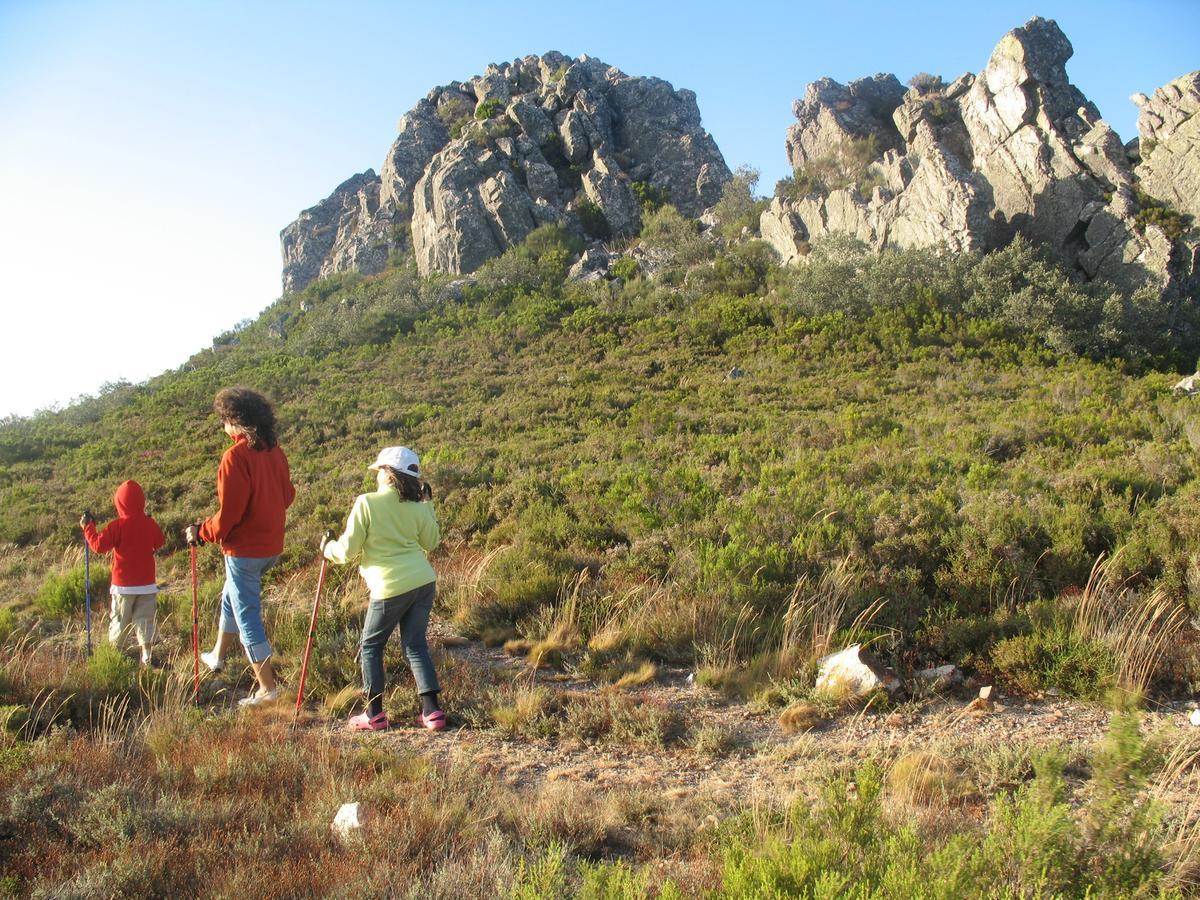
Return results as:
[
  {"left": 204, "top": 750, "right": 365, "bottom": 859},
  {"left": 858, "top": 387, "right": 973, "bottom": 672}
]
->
[
  {"left": 3, "top": 17, "right": 1200, "bottom": 894},
  {"left": 3, "top": 222, "right": 1200, "bottom": 894}
]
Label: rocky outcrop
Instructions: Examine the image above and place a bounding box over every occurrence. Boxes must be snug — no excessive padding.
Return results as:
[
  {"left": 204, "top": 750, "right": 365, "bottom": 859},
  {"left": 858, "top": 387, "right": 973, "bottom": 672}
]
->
[
  {"left": 281, "top": 172, "right": 393, "bottom": 294},
  {"left": 785, "top": 75, "right": 907, "bottom": 169},
  {"left": 762, "top": 17, "right": 1198, "bottom": 302},
  {"left": 1134, "top": 72, "right": 1200, "bottom": 222},
  {"left": 281, "top": 53, "right": 730, "bottom": 289}
]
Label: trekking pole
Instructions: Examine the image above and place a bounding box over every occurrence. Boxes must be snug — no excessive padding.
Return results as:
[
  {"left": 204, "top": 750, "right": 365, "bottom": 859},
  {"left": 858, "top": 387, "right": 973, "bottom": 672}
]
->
[
  {"left": 190, "top": 544, "right": 200, "bottom": 704},
  {"left": 83, "top": 512, "right": 93, "bottom": 658},
  {"left": 294, "top": 551, "right": 330, "bottom": 724}
]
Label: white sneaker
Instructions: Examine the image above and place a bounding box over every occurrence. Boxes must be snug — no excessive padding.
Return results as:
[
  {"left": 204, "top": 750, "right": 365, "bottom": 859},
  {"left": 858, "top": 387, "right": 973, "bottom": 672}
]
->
[
  {"left": 237, "top": 689, "right": 279, "bottom": 707},
  {"left": 200, "top": 650, "right": 224, "bottom": 673}
]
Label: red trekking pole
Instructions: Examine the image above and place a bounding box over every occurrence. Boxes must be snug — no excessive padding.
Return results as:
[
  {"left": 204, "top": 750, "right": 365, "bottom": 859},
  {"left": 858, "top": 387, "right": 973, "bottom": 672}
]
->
[
  {"left": 294, "top": 550, "right": 329, "bottom": 723},
  {"left": 190, "top": 544, "right": 200, "bottom": 704}
]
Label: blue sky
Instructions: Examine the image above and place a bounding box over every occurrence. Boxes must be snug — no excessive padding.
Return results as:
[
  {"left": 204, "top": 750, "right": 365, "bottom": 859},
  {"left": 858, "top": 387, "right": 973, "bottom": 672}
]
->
[{"left": 1, "top": 0, "right": 1197, "bottom": 417}]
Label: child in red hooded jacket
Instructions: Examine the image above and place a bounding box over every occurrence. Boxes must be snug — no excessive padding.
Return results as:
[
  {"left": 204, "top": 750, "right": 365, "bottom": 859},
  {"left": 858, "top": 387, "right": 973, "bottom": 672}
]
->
[{"left": 80, "top": 480, "right": 165, "bottom": 665}]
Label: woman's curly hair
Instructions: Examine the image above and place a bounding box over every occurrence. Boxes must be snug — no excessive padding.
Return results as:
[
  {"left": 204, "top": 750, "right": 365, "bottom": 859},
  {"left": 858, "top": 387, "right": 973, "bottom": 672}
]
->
[
  {"left": 213, "top": 387, "right": 278, "bottom": 450},
  {"left": 378, "top": 466, "right": 424, "bottom": 502}
]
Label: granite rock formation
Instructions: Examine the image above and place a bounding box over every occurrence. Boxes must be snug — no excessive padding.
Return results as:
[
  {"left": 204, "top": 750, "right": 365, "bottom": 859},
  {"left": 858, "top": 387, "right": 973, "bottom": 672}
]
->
[
  {"left": 760, "top": 17, "right": 1198, "bottom": 301},
  {"left": 281, "top": 53, "right": 730, "bottom": 290}
]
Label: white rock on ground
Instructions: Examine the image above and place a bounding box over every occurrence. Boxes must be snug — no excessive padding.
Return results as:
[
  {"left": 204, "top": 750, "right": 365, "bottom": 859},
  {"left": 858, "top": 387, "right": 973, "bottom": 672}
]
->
[
  {"left": 1173, "top": 374, "right": 1200, "bottom": 396},
  {"left": 816, "top": 644, "right": 901, "bottom": 698},
  {"left": 331, "top": 802, "right": 370, "bottom": 840},
  {"left": 915, "top": 664, "right": 964, "bottom": 689}
]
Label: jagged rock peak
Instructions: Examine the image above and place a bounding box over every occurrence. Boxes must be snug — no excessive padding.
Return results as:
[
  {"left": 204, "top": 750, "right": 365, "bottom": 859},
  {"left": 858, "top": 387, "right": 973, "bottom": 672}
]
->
[
  {"left": 786, "top": 74, "right": 907, "bottom": 170},
  {"left": 280, "top": 52, "right": 731, "bottom": 290},
  {"left": 760, "top": 16, "right": 1198, "bottom": 303}
]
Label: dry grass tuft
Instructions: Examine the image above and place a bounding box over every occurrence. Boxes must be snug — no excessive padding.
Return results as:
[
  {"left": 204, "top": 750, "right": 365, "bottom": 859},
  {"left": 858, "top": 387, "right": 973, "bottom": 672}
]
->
[
  {"left": 322, "top": 684, "right": 361, "bottom": 717},
  {"left": 886, "top": 751, "right": 967, "bottom": 808},
  {"left": 1071, "top": 553, "right": 1189, "bottom": 698},
  {"left": 502, "top": 638, "right": 533, "bottom": 657},
  {"left": 489, "top": 685, "right": 555, "bottom": 739},
  {"left": 779, "top": 702, "right": 828, "bottom": 734},
  {"left": 1151, "top": 727, "right": 1200, "bottom": 888},
  {"left": 613, "top": 660, "right": 658, "bottom": 690}
]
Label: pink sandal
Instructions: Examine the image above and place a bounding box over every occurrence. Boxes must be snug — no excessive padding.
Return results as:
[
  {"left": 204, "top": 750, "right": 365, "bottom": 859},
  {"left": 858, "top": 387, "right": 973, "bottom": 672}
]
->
[
  {"left": 349, "top": 710, "right": 389, "bottom": 731},
  {"left": 416, "top": 710, "right": 446, "bottom": 731}
]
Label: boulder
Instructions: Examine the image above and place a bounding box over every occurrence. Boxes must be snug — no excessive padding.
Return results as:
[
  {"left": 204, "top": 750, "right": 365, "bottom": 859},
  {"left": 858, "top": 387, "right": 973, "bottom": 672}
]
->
[
  {"left": 379, "top": 99, "right": 450, "bottom": 212},
  {"left": 759, "top": 197, "right": 809, "bottom": 265},
  {"left": 568, "top": 246, "right": 611, "bottom": 280},
  {"left": 281, "top": 53, "right": 731, "bottom": 287},
  {"left": 411, "top": 144, "right": 543, "bottom": 276},
  {"left": 581, "top": 152, "right": 641, "bottom": 237},
  {"left": 815, "top": 644, "right": 901, "bottom": 699}
]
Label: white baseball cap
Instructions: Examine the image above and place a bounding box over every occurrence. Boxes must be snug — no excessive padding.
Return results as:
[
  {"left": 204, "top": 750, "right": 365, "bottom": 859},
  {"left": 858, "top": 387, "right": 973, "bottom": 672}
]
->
[{"left": 368, "top": 446, "right": 420, "bottom": 478}]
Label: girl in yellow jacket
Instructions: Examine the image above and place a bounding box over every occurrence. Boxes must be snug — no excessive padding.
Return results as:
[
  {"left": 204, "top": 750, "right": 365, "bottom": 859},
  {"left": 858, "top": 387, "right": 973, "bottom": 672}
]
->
[{"left": 322, "top": 446, "right": 443, "bottom": 731}]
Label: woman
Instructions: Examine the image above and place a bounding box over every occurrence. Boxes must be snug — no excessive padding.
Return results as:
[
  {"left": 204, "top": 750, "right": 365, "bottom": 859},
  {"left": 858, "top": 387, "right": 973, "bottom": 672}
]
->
[
  {"left": 322, "top": 445, "right": 444, "bottom": 731},
  {"left": 186, "top": 387, "right": 296, "bottom": 706}
]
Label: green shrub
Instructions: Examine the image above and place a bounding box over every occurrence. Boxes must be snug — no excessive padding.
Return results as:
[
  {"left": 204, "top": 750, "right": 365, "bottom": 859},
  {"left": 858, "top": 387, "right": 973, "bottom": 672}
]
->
[
  {"left": 638, "top": 205, "right": 712, "bottom": 272},
  {"left": 1134, "top": 190, "right": 1191, "bottom": 241},
  {"left": 711, "top": 165, "right": 769, "bottom": 239},
  {"left": 435, "top": 95, "right": 473, "bottom": 138},
  {"left": 35, "top": 563, "right": 111, "bottom": 619},
  {"left": 0, "top": 704, "right": 29, "bottom": 735},
  {"left": 990, "top": 622, "right": 1116, "bottom": 698},
  {"left": 82, "top": 643, "right": 138, "bottom": 693},
  {"left": 610, "top": 257, "right": 639, "bottom": 281},
  {"left": 907, "top": 72, "right": 944, "bottom": 93},
  {"left": 474, "top": 98, "right": 503, "bottom": 120},
  {"left": 1081, "top": 711, "right": 1165, "bottom": 890},
  {"left": 631, "top": 181, "right": 668, "bottom": 216},
  {"left": 775, "top": 135, "right": 884, "bottom": 199},
  {"left": 576, "top": 198, "right": 611, "bottom": 241},
  {"left": 0, "top": 607, "right": 17, "bottom": 644}
]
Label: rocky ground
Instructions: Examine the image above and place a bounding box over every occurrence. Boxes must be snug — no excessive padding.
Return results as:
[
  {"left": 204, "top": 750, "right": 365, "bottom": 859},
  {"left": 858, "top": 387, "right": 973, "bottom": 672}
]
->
[{"left": 318, "top": 623, "right": 1198, "bottom": 815}]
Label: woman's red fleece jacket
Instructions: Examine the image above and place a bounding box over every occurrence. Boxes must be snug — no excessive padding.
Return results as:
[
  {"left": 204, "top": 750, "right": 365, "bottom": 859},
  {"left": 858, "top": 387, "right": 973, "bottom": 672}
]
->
[
  {"left": 199, "top": 435, "right": 296, "bottom": 557},
  {"left": 83, "top": 480, "right": 165, "bottom": 586}
]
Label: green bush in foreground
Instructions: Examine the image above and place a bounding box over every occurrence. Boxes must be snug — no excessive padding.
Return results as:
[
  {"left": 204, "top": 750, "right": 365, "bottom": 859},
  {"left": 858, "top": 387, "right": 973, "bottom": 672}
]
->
[
  {"left": 512, "top": 715, "right": 1177, "bottom": 898},
  {"left": 35, "top": 563, "right": 111, "bottom": 620}
]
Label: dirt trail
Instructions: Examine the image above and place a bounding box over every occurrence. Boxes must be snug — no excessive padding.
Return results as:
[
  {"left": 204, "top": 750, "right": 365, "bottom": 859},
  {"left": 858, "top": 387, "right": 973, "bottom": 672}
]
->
[{"left": 320, "top": 626, "right": 1194, "bottom": 809}]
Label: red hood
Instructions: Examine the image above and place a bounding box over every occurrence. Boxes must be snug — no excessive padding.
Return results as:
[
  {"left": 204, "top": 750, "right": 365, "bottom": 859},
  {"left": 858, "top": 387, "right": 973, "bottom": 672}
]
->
[{"left": 113, "top": 480, "right": 146, "bottom": 518}]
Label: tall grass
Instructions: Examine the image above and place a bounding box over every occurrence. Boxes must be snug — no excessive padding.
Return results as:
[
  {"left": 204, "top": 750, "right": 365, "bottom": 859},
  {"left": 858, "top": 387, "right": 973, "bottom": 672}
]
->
[
  {"left": 1071, "top": 554, "right": 1188, "bottom": 697},
  {"left": 1152, "top": 729, "right": 1200, "bottom": 889}
]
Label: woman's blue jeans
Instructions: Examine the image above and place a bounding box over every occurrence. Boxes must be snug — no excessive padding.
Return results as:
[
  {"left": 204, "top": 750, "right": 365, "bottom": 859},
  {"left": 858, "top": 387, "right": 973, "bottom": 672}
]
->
[
  {"left": 361, "top": 582, "right": 439, "bottom": 707},
  {"left": 217, "top": 554, "right": 279, "bottom": 664}
]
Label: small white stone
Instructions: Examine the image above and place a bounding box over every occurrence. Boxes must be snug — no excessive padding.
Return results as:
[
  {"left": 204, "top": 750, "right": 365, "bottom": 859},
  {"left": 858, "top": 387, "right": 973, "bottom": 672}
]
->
[
  {"left": 332, "top": 802, "right": 369, "bottom": 840},
  {"left": 1189, "top": 708, "right": 1200, "bottom": 727}
]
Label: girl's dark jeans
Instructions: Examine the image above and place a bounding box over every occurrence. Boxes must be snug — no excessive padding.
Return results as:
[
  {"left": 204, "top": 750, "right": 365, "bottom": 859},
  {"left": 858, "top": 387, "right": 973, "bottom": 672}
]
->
[{"left": 360, "top": 582, "right": 439, "bottom": 711}]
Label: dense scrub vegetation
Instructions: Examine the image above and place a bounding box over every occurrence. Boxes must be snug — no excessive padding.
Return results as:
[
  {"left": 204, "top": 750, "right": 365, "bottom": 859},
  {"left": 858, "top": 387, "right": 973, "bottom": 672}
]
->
[
  {"left": 2, "top": 212, "right": 1200, "bottom": 894},
  {"left": 3, "top": 221, "right": 1199, "bottom": 690}
]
